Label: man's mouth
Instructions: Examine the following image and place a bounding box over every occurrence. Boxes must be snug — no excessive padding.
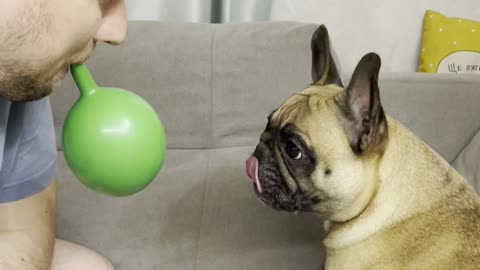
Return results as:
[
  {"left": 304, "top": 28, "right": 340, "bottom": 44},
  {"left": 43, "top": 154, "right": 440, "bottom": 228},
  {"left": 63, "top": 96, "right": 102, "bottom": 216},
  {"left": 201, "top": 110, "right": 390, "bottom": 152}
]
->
[{"left": 70, "top": 40, "right": 97, "bottom": 65}]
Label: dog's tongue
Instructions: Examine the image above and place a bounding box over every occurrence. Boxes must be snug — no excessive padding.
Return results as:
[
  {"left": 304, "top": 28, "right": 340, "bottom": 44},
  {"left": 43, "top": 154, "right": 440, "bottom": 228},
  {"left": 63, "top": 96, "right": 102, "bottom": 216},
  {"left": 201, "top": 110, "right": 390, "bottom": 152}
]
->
[{"left": 246, "top": 156, "right": 263, "bottom": 193}]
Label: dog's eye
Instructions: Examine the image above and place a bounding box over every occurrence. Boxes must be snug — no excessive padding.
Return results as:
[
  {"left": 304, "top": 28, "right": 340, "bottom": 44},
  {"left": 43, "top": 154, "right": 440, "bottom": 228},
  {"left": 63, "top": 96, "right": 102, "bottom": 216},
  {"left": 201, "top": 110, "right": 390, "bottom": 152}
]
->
[{"left": 285, "top": 140, "right": 302, "bottom": 160}]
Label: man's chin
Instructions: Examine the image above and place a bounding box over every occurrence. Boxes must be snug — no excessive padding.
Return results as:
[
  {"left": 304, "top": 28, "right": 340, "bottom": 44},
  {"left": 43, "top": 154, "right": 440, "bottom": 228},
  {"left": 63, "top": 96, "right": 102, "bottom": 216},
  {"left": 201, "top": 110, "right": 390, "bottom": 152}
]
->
[
  {"left": 0, "top": 75, "right": 55, "bottom": 102},
  {"left": 52, "top": 65, "right": 70, "bottom": 87},
  {"left": 0, "top": 49, "right": 92, "bottom": 102}
]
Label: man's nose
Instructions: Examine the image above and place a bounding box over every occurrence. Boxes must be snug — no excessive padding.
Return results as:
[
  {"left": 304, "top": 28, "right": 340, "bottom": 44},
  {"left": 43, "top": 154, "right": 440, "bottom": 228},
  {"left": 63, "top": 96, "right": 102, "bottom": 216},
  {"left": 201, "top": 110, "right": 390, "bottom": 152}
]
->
[{"left": 94, "top": 0, "right": 127, "bottom": 45}]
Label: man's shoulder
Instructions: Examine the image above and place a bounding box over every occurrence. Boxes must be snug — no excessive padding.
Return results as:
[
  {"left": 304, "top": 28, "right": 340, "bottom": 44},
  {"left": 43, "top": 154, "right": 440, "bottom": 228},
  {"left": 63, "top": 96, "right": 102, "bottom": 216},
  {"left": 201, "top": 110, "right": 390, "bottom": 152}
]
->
[
  {"left": 0, "top": 97, "right": 12, "bottom": 173},
  {"left": 0, "top": 97, "right": 57, "bottom": 203}
]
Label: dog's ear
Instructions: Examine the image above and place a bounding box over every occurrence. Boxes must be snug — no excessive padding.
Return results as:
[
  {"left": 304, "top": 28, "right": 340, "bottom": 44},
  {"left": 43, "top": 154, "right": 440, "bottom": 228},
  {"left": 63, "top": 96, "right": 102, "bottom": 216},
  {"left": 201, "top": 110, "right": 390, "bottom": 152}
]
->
[
  {"left": 311, "top": 25, "right": 343, "bottom": 87},
  {"left": 339, "top": 52, "right": 388, "bottom": 155}
]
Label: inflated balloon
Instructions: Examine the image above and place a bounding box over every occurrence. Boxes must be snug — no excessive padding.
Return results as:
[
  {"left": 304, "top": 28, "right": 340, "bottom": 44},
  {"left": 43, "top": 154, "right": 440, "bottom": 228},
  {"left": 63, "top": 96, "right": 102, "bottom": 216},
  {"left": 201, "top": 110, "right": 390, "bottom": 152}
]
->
[{"left": 62, "top": 63, "right": 166, "bottom": 196}]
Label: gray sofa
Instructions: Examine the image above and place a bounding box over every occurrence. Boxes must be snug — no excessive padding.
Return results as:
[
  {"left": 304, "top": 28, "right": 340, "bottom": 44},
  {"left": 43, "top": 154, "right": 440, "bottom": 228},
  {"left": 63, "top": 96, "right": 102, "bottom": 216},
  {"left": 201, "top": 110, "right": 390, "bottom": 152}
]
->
[{"left": 50, "top": 21, "right": 480, "bottom": 270}]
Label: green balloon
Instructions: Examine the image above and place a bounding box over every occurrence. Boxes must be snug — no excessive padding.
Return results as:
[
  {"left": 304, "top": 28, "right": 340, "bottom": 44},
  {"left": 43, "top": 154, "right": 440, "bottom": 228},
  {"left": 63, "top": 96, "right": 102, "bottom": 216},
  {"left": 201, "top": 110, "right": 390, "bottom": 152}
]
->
[{"left": 62, "top": 63, "right": 166, "bottom": 196}]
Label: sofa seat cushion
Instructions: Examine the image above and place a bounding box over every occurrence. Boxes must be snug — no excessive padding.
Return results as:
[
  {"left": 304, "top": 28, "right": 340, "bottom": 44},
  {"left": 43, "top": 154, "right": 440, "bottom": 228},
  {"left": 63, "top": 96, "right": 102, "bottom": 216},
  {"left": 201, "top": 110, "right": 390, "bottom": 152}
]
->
[{"left": 56, "top": 147, "right": 326, "bottom": 270}]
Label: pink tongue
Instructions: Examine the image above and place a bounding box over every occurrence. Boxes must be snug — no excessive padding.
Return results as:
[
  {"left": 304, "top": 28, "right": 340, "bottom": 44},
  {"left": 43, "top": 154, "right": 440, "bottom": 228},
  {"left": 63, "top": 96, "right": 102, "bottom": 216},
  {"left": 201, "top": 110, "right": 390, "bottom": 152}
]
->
[{"left": 246, "top": 156, "right": 263, "bottom": 193}]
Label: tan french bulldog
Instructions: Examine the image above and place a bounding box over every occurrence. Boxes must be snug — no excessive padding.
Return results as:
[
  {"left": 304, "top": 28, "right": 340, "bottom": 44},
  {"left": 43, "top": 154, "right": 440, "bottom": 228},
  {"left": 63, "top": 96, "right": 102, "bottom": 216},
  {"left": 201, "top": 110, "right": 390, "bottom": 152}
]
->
[{"left": 245, "top": 25, "right": 480, "bottom": 269}]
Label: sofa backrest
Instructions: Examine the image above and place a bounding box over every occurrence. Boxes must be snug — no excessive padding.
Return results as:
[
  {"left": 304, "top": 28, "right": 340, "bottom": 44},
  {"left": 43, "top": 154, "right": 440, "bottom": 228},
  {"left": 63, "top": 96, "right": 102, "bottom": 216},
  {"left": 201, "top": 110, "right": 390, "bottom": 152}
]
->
[{"left": 51, "top": 21, "right": 480, "bottom": 163}]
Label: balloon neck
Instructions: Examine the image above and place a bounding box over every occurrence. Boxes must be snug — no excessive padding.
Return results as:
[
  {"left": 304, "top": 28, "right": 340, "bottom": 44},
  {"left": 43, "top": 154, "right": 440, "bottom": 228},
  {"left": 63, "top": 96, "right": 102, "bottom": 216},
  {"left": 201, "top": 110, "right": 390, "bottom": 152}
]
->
[{"left": 70, "top": 63, "right": 98, "bottom": 96}]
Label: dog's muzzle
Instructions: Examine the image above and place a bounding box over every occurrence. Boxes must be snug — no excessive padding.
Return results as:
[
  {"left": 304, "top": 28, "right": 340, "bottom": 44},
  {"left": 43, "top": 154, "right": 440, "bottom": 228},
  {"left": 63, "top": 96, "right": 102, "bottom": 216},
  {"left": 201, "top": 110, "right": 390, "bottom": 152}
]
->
[{"left": 245, "top": 142, "right": 318, "bottom": 212}]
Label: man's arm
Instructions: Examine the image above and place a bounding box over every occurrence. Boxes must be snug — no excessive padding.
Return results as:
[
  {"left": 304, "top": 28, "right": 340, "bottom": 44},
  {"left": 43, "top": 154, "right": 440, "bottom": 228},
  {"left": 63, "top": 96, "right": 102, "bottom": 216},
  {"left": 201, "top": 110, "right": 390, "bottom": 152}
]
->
[{"left": 0, "top": 180, "right": 56, "bottom": 270}]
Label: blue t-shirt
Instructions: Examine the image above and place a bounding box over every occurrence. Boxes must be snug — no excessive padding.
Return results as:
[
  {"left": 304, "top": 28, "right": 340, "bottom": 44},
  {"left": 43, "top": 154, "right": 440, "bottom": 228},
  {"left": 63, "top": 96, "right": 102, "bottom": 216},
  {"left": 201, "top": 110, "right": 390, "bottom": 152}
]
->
[{"left": 0, "top": 97, "right": 57, "bottom": 203}]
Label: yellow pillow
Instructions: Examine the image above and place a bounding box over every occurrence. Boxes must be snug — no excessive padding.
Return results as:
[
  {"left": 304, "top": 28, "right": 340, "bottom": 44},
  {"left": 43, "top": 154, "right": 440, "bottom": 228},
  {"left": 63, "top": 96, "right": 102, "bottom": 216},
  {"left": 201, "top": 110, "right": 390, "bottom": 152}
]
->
[{"left": 418, "top": 10, "right": 480, "bottom": 74}]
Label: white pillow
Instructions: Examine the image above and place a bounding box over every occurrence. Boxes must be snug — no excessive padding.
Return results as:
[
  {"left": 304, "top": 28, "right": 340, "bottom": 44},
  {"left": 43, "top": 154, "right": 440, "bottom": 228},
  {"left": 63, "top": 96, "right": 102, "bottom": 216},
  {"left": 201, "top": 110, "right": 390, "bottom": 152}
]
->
[{"left": 270, "top": 0, "right": 480, "bottom": 73}]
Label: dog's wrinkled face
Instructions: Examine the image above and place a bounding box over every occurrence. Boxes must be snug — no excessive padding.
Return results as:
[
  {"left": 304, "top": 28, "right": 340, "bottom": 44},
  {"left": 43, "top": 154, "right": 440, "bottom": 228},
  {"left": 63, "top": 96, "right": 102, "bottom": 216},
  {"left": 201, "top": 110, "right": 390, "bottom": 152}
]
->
[
  {"left": 246, "top": 25, "right": 388, "bottom": 222},
  {"left": 247, "top": 87, "right": 343, "bottom": 214}
]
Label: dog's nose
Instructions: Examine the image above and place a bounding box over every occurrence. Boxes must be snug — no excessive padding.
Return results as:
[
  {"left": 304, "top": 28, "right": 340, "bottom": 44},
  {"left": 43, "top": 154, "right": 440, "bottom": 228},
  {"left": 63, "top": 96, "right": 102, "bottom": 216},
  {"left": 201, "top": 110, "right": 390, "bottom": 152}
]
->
[
  {"left": 260, "top": 131, "right": 272, "bottom": 143},
  {"left": 252, "top": 140, "right": 272, "bottom": 162}
]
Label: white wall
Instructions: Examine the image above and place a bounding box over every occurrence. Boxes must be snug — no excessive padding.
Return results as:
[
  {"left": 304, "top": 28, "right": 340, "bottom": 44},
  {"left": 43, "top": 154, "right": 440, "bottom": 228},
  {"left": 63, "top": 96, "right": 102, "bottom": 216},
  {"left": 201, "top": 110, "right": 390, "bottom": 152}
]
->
[{"left": 270, "top": 0, "right": 480, "bottom": 72}]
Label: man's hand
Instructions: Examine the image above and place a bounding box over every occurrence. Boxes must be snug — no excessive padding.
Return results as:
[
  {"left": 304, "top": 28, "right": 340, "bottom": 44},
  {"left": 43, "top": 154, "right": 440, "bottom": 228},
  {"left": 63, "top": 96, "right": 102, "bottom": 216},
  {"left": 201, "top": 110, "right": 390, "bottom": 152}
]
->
[{"left": 0, "top": 181, "right": 56, "bottom": 270}]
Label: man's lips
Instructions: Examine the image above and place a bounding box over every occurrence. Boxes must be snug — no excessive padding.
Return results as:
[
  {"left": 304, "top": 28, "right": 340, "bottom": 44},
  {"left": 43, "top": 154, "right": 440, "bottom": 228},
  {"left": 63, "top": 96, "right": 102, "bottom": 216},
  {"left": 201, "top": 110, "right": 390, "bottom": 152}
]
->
[
  {"left": 70, "top": 40, "right": 97, "bottom": 65},
  {"left": 246, "top": 156, "right": 263, "bottom": 193}
]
